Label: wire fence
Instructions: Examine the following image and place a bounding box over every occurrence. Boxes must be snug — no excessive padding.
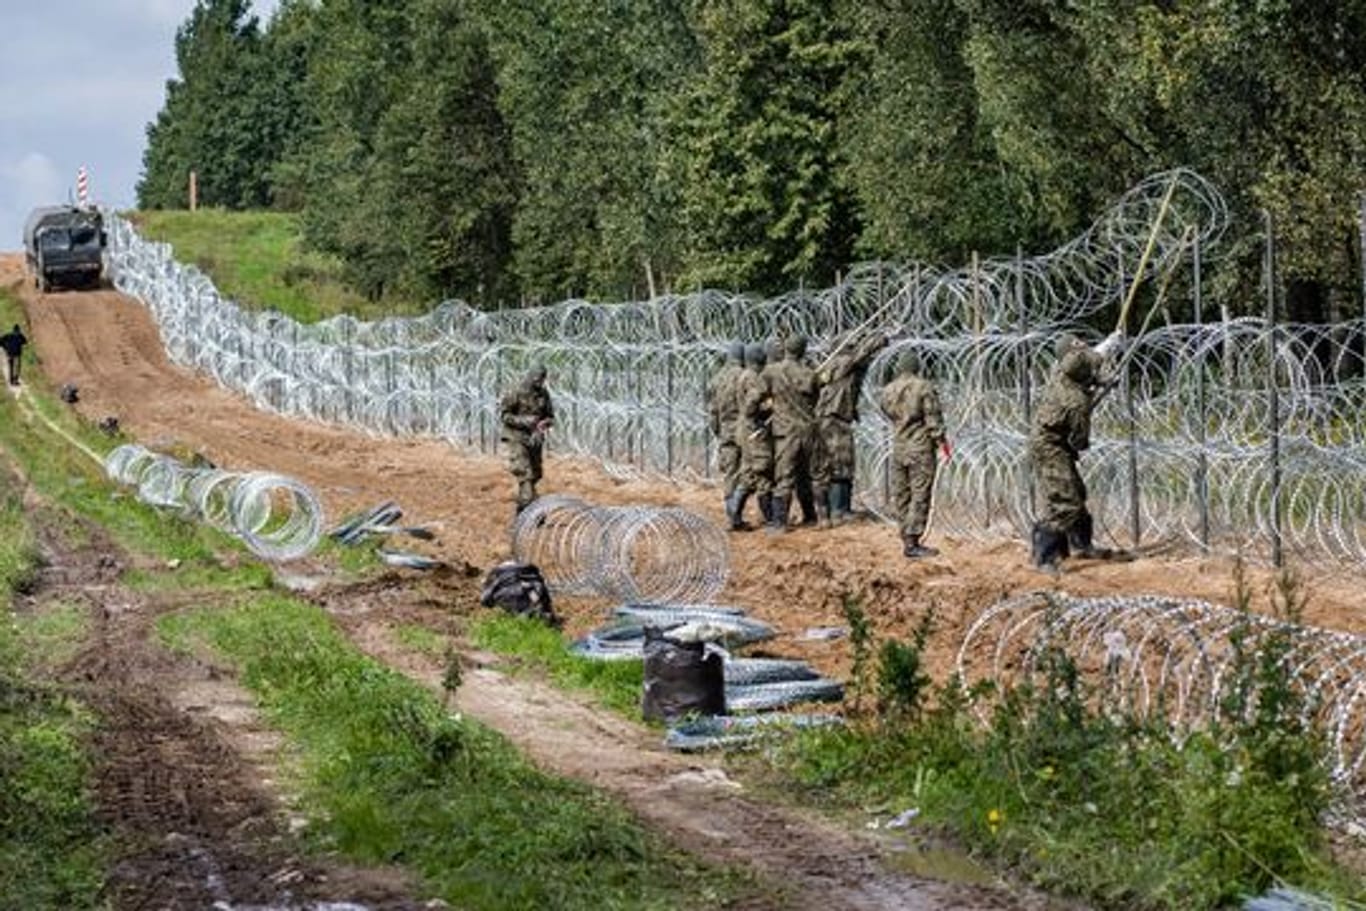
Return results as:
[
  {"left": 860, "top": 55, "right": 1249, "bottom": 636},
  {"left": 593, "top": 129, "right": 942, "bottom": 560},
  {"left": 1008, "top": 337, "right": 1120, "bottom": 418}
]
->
[
  {"left": 957, "top": 591, "right": 1366, "bottom": 827},
  {"left": 107, "top": 168, "right": 1366, "bottom": 566}
]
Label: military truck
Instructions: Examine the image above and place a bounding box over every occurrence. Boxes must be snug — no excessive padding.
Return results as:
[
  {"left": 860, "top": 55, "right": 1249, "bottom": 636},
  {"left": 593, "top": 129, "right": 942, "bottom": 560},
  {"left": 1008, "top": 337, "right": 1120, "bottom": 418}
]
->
[{"left": 23, "top": 205, "right": 106, "bottom": 292}]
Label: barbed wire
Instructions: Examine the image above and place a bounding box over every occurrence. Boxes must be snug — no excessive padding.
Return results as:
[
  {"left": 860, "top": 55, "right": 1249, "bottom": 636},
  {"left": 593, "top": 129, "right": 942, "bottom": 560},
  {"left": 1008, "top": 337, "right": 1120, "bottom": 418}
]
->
[
  {"left": 105, "top": 168, "right": 1366, "bottom": 565},
  {"left": 104, "top": 444, "right": 323, "bottom": 561},
  {"left": 509, "top": 494, "right": 729, "bottom": 603},
  {"left": 955, "top": 591, "right": 1366, "bottom": 827}
]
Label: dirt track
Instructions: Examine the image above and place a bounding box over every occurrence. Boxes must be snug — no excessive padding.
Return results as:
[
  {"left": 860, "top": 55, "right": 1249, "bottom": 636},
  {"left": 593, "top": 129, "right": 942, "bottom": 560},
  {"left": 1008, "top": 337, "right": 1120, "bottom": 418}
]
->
[
  {"left": 5, "top": 253, "right": 1364, "bottom": 908},
  {"left": 6, "top": 253, "right": 1363, "bottom": 660}
]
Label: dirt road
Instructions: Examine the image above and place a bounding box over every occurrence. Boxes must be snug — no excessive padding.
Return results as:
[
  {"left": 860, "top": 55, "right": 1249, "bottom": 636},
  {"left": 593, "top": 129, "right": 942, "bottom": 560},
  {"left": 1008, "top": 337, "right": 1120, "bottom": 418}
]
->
[{"left": 5, "top": 253, "right": 1362, "bottom": 908}]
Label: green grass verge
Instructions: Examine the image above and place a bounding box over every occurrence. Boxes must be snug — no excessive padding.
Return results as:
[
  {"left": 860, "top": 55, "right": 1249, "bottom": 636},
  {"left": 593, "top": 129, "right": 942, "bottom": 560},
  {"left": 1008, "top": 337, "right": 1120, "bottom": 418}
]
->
[
  {"left": 0, "top": 473, "right": 106, "bottom": 910},
  {"left": 468, "top": 613, "right": 644, "bottom": 719},
  {"left": 130, "top": 210, "right": 421, "bottom": 323},
  {"left": 159, "top": 595, "right": 750, "bottom": 909},
  {"left": 771, "top": 603, "right": 1365, "bottom": 911}
]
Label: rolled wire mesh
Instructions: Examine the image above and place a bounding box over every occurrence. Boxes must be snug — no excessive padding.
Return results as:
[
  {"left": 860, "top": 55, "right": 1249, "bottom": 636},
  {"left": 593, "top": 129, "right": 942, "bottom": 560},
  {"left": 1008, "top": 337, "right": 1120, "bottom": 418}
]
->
[
  {"left": 102, "top": 168, "right": 1366, "bottom": 566},
  {"left": 956, "top": 592, "right": 1366, "bottom": 826},
  {"left": 103, "top": 443, "right": 323, "bottom": 561},
  {"left": 510, "top": 494, "right": 729, "bottom": 603}
]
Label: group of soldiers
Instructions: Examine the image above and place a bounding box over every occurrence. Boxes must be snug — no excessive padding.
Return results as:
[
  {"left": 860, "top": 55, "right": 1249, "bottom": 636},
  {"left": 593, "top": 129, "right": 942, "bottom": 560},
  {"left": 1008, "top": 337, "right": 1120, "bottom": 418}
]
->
[
  {"left": 498, "top": 326, "right": 1125, "bottom": 574},
  {"left": 705, "top": 332, "right": 947, "bottom": 559}
]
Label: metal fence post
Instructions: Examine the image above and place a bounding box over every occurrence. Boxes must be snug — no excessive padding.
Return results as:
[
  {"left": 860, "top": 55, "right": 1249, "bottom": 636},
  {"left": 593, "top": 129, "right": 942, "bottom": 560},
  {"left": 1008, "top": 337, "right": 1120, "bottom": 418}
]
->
[
  {"left": 1121, "top": 259, "right": 1141, "bottom": 548},
  {"left": 1265, "top": 210, "right": 1283, "bottom": 567},
  {"left": 665, "top": 346, "right": 675, "bottom": 476},
  {"left": 1017, "top": 246, "right": 1033, "bottom": 518},
  {"left": 1193, "top": 234, "right": 1210, "bottom": 552}
]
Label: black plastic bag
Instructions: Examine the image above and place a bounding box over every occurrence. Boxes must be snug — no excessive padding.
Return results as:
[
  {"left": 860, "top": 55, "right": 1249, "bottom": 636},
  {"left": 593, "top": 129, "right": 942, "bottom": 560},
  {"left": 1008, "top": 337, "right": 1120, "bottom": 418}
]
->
[
  {"left": 641, "top": 627, "right": 724, "bottom": 722},
  {"left": 480, "top": 561, "right": 558, "bottom": 627}
]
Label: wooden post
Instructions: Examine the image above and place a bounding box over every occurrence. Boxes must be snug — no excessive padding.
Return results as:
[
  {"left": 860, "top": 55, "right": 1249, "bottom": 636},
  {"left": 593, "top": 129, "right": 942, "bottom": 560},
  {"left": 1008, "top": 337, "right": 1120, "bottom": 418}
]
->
[{"left": 188, "top": 171, "right": 198, "bottom": 212}]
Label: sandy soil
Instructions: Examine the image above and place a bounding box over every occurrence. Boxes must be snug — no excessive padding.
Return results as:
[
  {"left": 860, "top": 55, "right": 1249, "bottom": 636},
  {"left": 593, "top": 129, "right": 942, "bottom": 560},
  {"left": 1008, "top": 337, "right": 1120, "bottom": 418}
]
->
[{"left": 7, "top": 253, "right": 1363, "bottom": 908}]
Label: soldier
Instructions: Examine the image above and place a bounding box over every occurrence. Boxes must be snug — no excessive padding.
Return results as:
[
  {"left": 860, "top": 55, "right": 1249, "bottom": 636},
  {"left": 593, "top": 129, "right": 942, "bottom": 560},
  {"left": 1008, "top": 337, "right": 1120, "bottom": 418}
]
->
[
  {"left": 499, "top": 363, "right": 555, "bottom": 515},
  {"left": 763, "top": 335, "right": 821, "bottom": 534},
  {"left": 736, "top": 342, "right": 775, "bottom": 527},
  {"left": 707, "top": 342, "right": 749, "bottom": 530},
  {"left": 879, "top": 352, "right": 950, "bottom": 558},
  {"left": 1028, "top": 332, "right": 1123, "bottom": 573},
  {"left": 0, "top": 324, "right": 26, "bottom": 386},
  {"left": 813, "top": 328, "right": 889, "bottom": 525}
]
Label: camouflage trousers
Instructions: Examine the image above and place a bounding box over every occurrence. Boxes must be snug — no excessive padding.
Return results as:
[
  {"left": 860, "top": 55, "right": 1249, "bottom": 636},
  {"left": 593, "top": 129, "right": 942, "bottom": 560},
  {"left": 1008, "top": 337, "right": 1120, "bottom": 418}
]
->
[
  {"left": 891, "top": 444, "right": 937, "bottom": 538},
  {"left": 773, "top": 426, "right": 819, "bottom": 500},
  {"left": 740, "top": 429, "right": 774, "bottom": 495},
  {"left": 1031, "top": 443, "right": 1086, "bottom": 534},
  {"left": 811, "top": 416, "right": 854, "bottom": 487},
  {"left": 505, "top": 440, "right": 544, "bottom": 508},
  {"left": 717, "top": 423, "right": 742, "bottom": 496}
]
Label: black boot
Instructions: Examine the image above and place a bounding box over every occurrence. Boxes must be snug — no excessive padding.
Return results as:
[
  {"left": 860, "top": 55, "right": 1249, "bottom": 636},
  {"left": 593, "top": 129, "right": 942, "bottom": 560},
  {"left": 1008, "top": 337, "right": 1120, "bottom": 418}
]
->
[
  {"left": 757, "top": 492, "right": 774, "bottom": 525},
  {"left": 1068, "top": 512, "right": 1115, "bottom": 560},
  {"left": 728, "top": 489, "right": 754, "bottom": 532},
  {"left": 1031, "top": 523, "right": 1069, "bottom": 575},
  {"left": 766, "top": 494, "right": 790, "bottom": 535},
  {"left": 830, "top": 480, "right": 852, "bottom": 525},
  {"left": 814, "top": 486, "right": 831, "bottom": 529},
  {"left": 902, "top": 534, "right": 939, "bottom": 559},
  {"left": 796, "top": 482, "right": 817, "bottom": 526}
]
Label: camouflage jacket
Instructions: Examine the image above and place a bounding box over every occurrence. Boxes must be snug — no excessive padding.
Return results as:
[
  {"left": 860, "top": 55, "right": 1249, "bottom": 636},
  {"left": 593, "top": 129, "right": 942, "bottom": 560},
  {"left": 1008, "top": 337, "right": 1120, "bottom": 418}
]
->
[
  {"left": 879, "top": 375, "right": 945, "bottom": 451},
  {"left": 1029, "top": 372, "right": 1094, "bottom": 457},
  {"left": 816, "top": 333, "right": 887, "bottom": 423},
  {"left": 738, "top": 367, "right": 774, "bottom": 442},
  {"left": 706, "top": 363, "right": 746, "bottom": 437},
  {"left": 762, "top": 357, "right": 818, "bottom": 438},
  {"left": 499, "top": 380, "right": 554, "bottom": 445}
]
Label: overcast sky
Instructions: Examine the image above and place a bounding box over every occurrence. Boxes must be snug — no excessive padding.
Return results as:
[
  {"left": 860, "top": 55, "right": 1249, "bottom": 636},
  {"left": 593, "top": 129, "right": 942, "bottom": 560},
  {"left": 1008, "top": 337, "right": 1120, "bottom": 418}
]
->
[{"left": 0, "top": 0, "right": 279, "bottom": 251}]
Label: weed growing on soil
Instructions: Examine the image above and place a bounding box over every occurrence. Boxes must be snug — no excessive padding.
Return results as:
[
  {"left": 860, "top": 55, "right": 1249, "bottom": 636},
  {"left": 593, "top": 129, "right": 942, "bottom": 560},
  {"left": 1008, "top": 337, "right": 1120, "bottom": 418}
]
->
[
  {"left": 161, "top": 596, "right": 742, "bottom": 909},
  {"left": 468, "top": 612, "right": 644, "bottom": 718},
  {"left": 776, "top": 595, "right": 1360, "bottom": 910}
]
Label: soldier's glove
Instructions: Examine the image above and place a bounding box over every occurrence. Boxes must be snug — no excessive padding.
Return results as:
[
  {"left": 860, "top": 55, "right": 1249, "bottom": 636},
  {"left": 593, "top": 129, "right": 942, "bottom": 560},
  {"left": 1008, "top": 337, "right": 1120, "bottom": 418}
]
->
[
  {"left": 1095, "top": 330, "right": 1125, "bottom": 359},
  {"left": 535, "top": 418, "right": 554, "bottom": 433}
]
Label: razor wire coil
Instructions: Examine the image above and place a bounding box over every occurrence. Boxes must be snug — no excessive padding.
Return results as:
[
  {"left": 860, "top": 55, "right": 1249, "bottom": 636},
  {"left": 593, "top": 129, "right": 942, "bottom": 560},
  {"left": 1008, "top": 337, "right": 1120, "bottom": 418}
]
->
[
  {"left": 102, "top": 168, "right": 1366, "bottom": 567},
  {"left": 104, "top": 443, "right": 323, "bottom": 561},
  {"left": 510, "top": 494, "right": 729, "bottom": 603},
  {"left": 956, "top": 591, "right": 1366, "bottom": 825}
]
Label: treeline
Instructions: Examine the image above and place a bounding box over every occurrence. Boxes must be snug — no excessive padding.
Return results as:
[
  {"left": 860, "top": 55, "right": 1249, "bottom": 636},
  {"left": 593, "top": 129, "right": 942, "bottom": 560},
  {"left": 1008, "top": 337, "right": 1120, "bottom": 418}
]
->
[{"left": 139, "top": 0, "right": 1366, "bottom": 316}]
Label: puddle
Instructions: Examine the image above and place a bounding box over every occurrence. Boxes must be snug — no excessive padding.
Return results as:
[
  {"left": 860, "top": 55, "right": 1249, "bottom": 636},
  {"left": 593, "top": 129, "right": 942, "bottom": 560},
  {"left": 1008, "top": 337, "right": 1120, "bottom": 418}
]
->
[{"left": 885, "top": 842, "right": 998, "bottom": 887}]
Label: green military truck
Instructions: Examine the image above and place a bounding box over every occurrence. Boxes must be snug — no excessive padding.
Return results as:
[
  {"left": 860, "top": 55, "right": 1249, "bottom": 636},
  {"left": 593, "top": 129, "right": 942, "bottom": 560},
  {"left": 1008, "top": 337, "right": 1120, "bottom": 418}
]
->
[{"left": 23, "top": 206, "right": 107, "bottom": 292}]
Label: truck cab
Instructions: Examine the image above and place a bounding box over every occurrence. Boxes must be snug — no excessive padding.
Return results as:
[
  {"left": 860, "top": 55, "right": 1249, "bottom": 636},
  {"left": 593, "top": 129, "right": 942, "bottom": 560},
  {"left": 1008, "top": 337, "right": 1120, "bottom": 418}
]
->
[{"left": 23, "top": 206, "right": 107, "bottom": 292}]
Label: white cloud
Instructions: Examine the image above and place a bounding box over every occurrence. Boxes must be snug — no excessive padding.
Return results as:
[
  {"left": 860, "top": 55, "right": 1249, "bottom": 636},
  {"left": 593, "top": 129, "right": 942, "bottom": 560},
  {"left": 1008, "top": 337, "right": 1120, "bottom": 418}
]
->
[{"left": 0, "top": 152, "right": 67, "bottom": 248}]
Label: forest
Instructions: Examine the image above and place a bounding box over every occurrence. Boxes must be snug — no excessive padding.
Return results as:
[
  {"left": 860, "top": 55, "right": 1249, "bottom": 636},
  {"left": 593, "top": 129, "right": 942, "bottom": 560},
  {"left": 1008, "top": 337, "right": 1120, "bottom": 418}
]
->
[{"left": 138, "top": 0, "right": 1366, "bottom": 318}]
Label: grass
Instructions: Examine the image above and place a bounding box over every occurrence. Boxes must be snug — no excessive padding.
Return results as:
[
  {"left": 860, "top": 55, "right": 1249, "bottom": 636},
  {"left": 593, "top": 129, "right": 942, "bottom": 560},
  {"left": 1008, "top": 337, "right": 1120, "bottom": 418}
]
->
[
  {"left": 130, "top": 210, "right": 422, "bottom": 323},
  {"left": 159, "top": 595, "right": 752, "bottom": 910},
  {"left": 0, "top": 469, "right": 106, "bottom": 910},
  {"left": 769, "top": 597, "right": 1365, "bottom": 911},
  {"left": 468, "top": 612, "right": 645, "bottom": 719}
]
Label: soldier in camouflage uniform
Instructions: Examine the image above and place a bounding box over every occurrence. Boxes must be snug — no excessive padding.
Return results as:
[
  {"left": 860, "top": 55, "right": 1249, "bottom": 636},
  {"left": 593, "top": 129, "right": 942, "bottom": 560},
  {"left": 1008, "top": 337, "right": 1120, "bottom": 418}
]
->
[
  {"left": 879, "top": 353, "right": 949, "bottom": 558},
  {"left": 500, "top": 364, "right": 555, "bottom": 515},
  {"left": 1027, "top": 333, "right": 1122, "bottom": 572},
  {"left": 762, "top": 335, "right": 821, "bottom": 534},
  {"left": 813, "top": 329, "right": 888, "bottom": 526},
  {"left": 707, "top": 342, "right": 749, "bottom": 530},
  {"left": 736, "top": 342, "right": 775, "bottom": 527}
]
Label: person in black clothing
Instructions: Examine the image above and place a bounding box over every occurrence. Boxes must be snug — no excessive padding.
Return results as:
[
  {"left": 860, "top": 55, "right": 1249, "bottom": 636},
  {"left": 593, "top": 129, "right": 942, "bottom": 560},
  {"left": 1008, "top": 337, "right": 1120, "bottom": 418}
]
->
[{"left": 0, "top": 325, "right": 26, "bottom": 386}]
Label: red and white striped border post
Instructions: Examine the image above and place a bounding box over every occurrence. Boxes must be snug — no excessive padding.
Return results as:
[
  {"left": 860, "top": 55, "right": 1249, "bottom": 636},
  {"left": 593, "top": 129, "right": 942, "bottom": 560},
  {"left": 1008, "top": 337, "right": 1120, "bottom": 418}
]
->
[{"left": 76, "top": 166, "right": 89, "bottom": 207}]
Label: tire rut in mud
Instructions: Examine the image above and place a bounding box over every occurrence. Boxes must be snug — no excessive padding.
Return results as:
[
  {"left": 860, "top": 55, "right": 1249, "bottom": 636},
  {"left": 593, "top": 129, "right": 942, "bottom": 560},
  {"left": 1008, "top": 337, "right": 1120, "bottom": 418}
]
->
[{"left": 16, "top": 487, "right": 424, "bottom": 910}]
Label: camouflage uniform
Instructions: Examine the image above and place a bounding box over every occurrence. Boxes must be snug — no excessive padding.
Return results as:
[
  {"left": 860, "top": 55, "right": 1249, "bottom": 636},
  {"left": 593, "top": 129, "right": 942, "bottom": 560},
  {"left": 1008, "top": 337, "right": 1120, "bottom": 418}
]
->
[
  {"left": 500, "top": 366, "right": 555, "bottom": 513},
  {"left": 880, "top": 369, "right": 946, "bottom": 557},
  {"left": 737, "top": 343, "right": 775, "bottom": 524},
  {"left": 707, "top": 343, "right": 749, "bottom": 529},
  {"left": 1028, "top": 343, "right": 1110, "bottom": 568},
  {"left": 813, "top": 331, "right": 888, "bottom": 523},
  {"left": 762, "top": 335, "right": 821, "bottom": 532}
]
